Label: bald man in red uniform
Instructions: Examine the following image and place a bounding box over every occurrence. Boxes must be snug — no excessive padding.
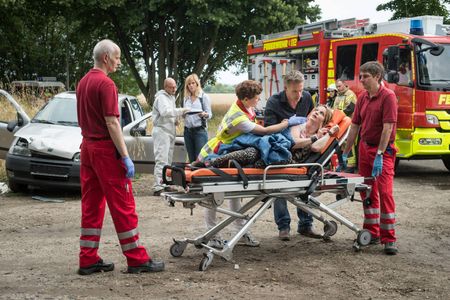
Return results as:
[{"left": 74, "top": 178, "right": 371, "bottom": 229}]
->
[{"left": 76, "top": 39, "right": 164, "bottom": 275}]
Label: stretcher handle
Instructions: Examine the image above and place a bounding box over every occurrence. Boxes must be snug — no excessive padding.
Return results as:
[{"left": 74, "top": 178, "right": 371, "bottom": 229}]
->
[
  {"left": 262, "top": 163, "right": 324, "bottom": 190},
  {"left": 162, "top": 165, "right": 187, "bottom": 189},
  {"left": 162, "top": 165, "right": 172, "bottom": 185}
]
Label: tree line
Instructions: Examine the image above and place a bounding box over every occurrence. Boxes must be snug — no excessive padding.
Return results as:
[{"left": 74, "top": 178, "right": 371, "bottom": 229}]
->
[{"left": 0, "top": 0, "right": 320, "bottom": 105}]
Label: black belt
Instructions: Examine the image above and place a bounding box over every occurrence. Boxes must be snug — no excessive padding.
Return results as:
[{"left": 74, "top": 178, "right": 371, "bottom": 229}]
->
[{"left": 185, "top": 126, "right": 205, "bottom": 132}]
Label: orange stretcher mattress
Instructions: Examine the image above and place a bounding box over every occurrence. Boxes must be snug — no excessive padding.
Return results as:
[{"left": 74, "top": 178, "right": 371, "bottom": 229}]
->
[{"left": 166, "top": 167, "right": 309, "bottom": 184}]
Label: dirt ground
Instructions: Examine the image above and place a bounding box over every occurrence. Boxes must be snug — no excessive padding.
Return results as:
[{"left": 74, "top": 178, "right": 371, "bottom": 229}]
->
[{"left": 1, "top": 160, "right": 449, "bottom": 299}]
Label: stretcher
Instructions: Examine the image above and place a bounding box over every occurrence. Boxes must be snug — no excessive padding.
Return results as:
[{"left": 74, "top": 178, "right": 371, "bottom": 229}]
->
[{"left": 161, "top": 110, "right": 374, "bottom": 271}]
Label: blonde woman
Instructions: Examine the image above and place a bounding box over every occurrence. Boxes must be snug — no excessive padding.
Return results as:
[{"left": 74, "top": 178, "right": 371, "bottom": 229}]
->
[{"left": 183, "top": 74, "right": 212, "bottom": 162}]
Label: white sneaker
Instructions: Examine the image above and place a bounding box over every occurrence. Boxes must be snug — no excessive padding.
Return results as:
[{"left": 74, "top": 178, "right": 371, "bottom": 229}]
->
[
  {"left": 207, "top": 237, "right": 226, "bottom": 249},
  {"left": 239, "top": 232, "right": 260, "bottom": 247}
]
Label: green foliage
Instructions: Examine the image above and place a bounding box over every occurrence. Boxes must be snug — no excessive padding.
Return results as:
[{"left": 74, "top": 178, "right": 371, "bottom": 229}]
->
[
  {"left": 203, "top": 83, "right": 235, "bottom": 93},
  {"left": 377, "top": 0, "right": 450, "bottom": 22},
  {"left": 110, "top": 67, "right": 142, "bottom": 96},
  {"left": 53, "top": 0, "right": 320, "bottom": 104},
  {"left": 0, "top": 0, "right": 321, "bottom": 102}
]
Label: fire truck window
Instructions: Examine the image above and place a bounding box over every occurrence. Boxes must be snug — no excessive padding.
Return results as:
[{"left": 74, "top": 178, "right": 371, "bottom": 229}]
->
[
  {"left": 361, "top": 43, "right": 378, "bottom": 65},
  {"left": 336, "top": 45, "right": 357, "bottom": 80}
]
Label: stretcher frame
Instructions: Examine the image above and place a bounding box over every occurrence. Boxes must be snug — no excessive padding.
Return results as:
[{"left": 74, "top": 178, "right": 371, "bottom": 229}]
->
[{"left": 161, "top": 114, "right": 373, "bottom": 271}]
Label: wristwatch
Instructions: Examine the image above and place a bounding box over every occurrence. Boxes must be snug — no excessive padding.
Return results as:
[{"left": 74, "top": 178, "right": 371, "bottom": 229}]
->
[{"left": 377, "top": 149, "right": 384, "bottom": 156}]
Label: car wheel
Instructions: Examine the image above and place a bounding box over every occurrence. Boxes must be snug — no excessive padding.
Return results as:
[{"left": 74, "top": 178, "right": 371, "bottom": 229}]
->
[
  {"left": 8, "top": 180, "right": 28, "bottom": 193},
  {"left": 443, "top": 156, "right": 450, "bottom": 172}
]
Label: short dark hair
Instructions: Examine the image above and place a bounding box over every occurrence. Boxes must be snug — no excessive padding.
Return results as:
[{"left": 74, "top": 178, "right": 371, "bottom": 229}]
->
[
  {"left": 235, "top": 80, "right": 262, "bottom": 100},
  {"left": 360, "top": 61, "right": 384, "bottom": 83}
]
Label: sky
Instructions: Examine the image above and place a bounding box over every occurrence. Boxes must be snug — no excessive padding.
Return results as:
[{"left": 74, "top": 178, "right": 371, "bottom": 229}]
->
[{"left": 217, "top": 0, "right": 393, "bottom": 85}]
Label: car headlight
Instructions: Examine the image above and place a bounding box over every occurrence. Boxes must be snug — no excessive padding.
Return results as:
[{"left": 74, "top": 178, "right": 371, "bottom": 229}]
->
[
  {"left": 11, "top": 138, "right": 31, "bottom": 157},
  {"left": 73, "top": 152, "right": 81, "bottom": 162}
]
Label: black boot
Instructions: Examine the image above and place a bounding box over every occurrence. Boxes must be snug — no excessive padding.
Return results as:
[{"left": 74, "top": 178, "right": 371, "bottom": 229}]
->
[{"left": 78, "top": 259, "right": 114, "bottom": 275}]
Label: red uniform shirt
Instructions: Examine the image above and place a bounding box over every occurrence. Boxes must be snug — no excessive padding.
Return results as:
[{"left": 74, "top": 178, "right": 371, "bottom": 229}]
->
[
  {"left": 76, "top": 69, "right": 119, "bottom": 139},
  {"left": 352, "top": 84, "right": 397, "bottom": 145}
]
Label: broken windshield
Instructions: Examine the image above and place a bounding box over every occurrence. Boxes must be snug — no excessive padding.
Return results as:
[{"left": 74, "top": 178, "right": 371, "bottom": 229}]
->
[{"left": 32, "top": 97, "right": 78, "bottom": 126}]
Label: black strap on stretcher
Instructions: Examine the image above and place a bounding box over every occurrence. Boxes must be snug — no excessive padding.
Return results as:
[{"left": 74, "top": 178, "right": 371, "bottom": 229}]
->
[
  {"left": 201, "top": 160, "right": 249, "bottom": 189},
  {"left": 162, "top": 160, "right": 249, "bottom": 189}
]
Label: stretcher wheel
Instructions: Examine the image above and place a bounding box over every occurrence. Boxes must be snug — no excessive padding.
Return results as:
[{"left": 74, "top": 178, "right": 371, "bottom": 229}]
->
[
  {"left": 364, "top": 197, "right": 372, "bottom": 206},
  {"left": 335, "top": 193, "right": 346, "bottom": 201},
  {"left": 199, "top": 252, "right": 214, "bottom": 271},
  {"left": 357, "top": 229, "right": 372, "bottom": 246},
  {"left": 352, "top": 240, "right": 361, "bottom": 252},
  {"left": 170, "top": 241, "right": 187, "bottom": 257},
  {"left": 323, "top": 220, "right": 338, "bottom": 237}
]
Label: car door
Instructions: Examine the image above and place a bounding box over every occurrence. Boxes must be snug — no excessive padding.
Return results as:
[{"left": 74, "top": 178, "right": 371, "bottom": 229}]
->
[
  {"left": 122, "top": 113, "right": 186, "bottom": 173},
  {"left": 0, "top": 90, "right": 30, "bottom": 159}
]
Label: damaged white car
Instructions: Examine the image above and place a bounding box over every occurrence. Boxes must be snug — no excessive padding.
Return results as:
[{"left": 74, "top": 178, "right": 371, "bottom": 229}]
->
[{"left": 0, "top": 90, "right": 186, "bottom": 192}]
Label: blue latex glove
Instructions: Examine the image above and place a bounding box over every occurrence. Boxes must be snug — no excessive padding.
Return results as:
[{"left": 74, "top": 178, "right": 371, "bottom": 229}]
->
[
  {"left": 337, "top": 153, "right": 348, "bottom": 172},
  {"left": 288, "top": 115, "right": 307, "bottom": 127},
  {"left": 372, "top": 154, "right": 383, "bottom": 177},
  {"left": 122, "top": 156, "right": 135, "bottom": 178}
]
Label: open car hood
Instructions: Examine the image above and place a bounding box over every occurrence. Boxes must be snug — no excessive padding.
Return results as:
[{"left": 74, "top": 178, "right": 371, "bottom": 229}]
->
[{"left": 15, "top": 123, "right": 81, "bottom": 159}]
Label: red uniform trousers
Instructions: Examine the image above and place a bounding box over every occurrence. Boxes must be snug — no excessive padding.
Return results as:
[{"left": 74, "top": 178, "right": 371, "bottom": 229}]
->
[
  {"left": 358, "top": 141, "right": 396, "bottom": 243},
  {"left": 79, "top": 139, "right": 150, "bottom": 267}
]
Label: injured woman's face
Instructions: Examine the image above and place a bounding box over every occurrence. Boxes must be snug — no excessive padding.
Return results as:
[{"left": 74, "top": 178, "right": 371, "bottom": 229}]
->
[{"left": 308, "top": 106, "right": 328, "bottom": 127}]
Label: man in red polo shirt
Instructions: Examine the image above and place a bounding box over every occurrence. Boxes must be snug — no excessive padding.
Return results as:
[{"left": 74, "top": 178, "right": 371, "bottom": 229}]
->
[
  {"left": 76, "top": 39, "right": 164, "bottom": 275},
  {"left": 341, "top": 61, "right": 398, "bottom": 255}
]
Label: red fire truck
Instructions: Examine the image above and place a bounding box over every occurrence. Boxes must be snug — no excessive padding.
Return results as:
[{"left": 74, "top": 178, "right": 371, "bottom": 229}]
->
[{"left": 247, "top": 15, "right": 450, "bottom": 171}]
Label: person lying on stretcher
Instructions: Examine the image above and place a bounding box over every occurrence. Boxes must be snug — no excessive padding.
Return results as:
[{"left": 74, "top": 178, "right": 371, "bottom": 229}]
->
[{"left": 206, "top": 105, "right": 339, "bottom": 168}]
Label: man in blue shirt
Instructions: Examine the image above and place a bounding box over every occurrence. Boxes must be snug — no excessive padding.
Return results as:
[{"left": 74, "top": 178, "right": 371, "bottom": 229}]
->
[{"left": 264, "top": 70, "right": 322, "bottom": 241}]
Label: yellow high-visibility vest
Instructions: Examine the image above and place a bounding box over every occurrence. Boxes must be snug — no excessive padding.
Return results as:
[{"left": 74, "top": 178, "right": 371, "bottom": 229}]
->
[{"left": 199, "top": 101, "right": 253, "bottom": 160}]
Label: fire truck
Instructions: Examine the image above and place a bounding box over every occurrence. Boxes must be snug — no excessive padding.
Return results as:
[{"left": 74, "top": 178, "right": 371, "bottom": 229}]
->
[{"left": 247, "top": 15, "right": 450, "bottom": 171}]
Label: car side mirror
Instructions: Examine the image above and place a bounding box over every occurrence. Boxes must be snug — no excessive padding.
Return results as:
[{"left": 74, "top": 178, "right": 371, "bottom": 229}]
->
[
  {"left": 7, "top": 120, "right": 18, "bottom": 132},
  {"left": 387, "top": 71, "right": 399, "bottom": 84},
  {"left": 130, "top": 126, "right": 146, "bottom": 137},
  {"left": 386, "top": 46, "right": 400, "bottom": 71},
  {"left": 6, "top": 112, "right": 24, "bottom": 132}
]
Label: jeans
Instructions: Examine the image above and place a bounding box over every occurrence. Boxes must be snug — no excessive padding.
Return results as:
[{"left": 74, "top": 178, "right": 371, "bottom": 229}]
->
[
  {"left": 184, "top": 127, "right": 208, "bottom": 162},
  {"left": 273, "top": 197, "right": 313, "bottom": 232}
]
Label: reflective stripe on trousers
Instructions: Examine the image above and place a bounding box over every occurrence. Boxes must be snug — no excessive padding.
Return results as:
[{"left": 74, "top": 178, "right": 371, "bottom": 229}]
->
[
  {"left": 79, "top": 139, "right": 150, "bottom": 268},
  {"left": 80, "top": 227, "right": 102, "bottom": 248},
  {"left": 358, "top": 141, "right": 397, "bottom": 243},
  {"left": 117, "top": 228, "right": 141, "bottom": 252}
]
